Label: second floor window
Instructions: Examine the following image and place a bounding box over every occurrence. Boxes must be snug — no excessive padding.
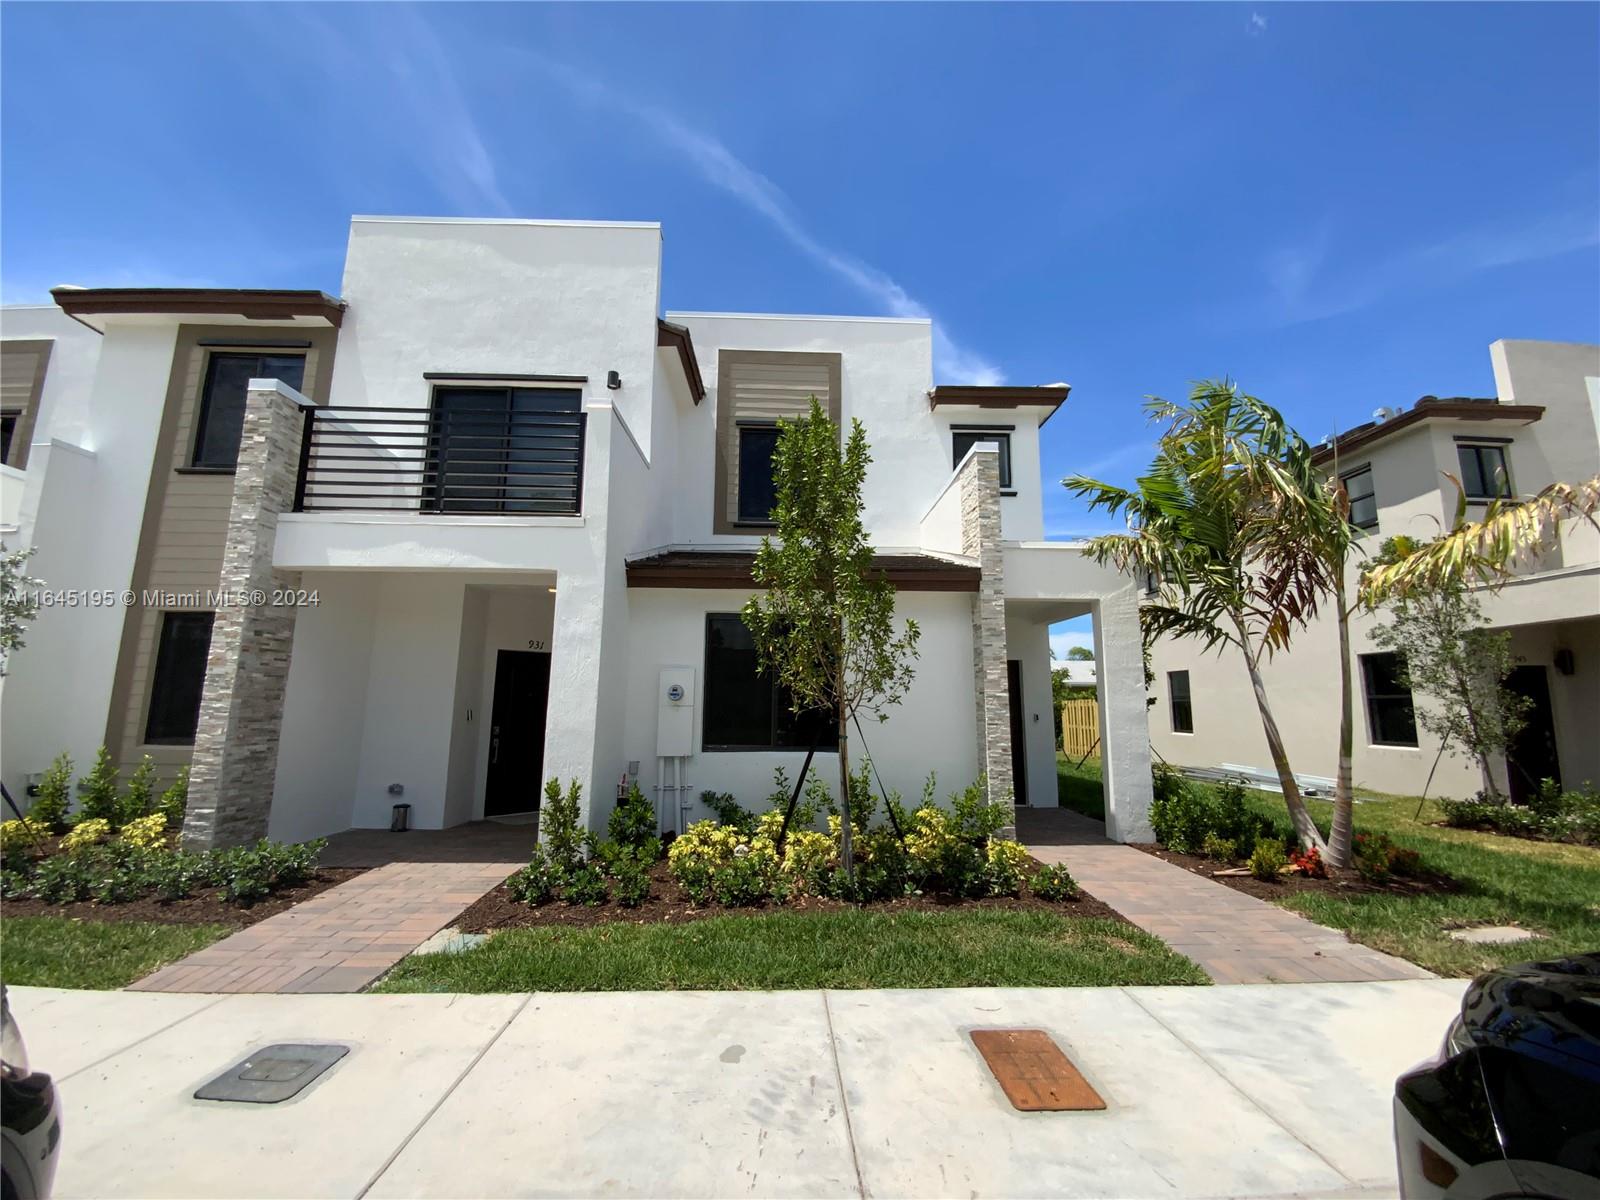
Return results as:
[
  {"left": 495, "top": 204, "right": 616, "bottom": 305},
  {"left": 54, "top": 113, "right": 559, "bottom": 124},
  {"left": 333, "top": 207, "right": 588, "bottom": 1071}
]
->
[
  {"left": 1168, "top": 670, "right": 1193, "bottom": 733},
  {"left": 736, "top": 423, "right": 781, "bottom": 524},
  {"left": 1361, "top": 652, "right": 1418, "bottom": 747},
  {"left": 952, "top": 427, "right": 1013, "bottom": 489},
  {"left": 193, "top": 352, "right": 306, "bottom": 469},
  {"left": 1342, "top": 465, "right": 1378, "bottom": 530},
  {"left": 1457, "top": 442, "right": 1513, "bottom": 502}
]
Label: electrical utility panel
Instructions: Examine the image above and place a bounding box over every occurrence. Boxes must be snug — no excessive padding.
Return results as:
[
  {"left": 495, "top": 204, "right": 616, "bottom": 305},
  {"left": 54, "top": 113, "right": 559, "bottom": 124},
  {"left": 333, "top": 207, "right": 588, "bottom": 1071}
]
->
[{"left": 657, "top": 667, "right": 695, "bottom": 757}]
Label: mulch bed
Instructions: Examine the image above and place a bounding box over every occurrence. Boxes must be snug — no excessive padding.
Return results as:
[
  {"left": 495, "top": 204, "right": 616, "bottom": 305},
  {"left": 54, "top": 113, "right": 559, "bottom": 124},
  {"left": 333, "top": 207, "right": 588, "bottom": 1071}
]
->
[
  {"left": 1132, "top": 844, "right": 1461, "bottom": 900},
  {"left": 1, "top": 868, "right": 367, "bottom": 929},
  {"left": 455, "top": 858, "right": 1127, "bottom": 932}
]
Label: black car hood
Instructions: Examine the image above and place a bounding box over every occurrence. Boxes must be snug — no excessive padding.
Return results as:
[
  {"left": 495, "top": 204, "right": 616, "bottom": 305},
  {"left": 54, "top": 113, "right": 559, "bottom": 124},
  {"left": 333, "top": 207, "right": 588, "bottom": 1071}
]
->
[{"left": 1462, "top": 952, "right": 1600, "bottom": 1071}]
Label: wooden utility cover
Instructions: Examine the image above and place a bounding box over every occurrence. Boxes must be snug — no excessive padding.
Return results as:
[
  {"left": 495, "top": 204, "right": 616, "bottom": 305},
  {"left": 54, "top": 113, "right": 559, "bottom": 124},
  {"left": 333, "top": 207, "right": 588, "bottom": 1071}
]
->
[{"left": 970, "top": 1029, "right": 1106, "bottom": 1112}]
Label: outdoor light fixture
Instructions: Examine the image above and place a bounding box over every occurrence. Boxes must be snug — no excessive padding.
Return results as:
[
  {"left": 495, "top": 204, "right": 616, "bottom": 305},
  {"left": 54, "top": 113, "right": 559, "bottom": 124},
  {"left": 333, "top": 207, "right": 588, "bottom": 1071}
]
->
[
  {"left": 1554, "top": 648, "right": 1575, "bottom": 676},
  {"left": 607, "top": 370, "right": 622, "bottom": 390}
]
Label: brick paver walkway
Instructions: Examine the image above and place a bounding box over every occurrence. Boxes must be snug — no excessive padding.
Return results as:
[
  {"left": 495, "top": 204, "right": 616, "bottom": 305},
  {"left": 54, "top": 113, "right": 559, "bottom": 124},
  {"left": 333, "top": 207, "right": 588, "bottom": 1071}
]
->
[
  {"left": 1019, "top": 808, "right": 1433, "bottom": 985},
  {"left": 129, "top": 859, "right": 520, "bottom": 994}
]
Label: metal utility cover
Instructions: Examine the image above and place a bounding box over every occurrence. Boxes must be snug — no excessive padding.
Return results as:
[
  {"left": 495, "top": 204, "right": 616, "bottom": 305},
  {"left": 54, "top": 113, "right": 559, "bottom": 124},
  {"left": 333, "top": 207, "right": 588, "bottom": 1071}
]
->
[
  {"left": 195, "top": 1044, "right": 349, "bottom": 1104},
  {"left": 970, "top": 1029, "right": 1106, "bottom": 1112}
]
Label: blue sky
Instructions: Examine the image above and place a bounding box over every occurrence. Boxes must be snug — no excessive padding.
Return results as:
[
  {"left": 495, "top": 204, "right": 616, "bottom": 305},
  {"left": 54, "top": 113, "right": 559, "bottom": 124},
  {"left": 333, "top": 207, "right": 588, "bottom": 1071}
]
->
[{"left": 4, "top": 3, "right": 1597, "bottom": 656}]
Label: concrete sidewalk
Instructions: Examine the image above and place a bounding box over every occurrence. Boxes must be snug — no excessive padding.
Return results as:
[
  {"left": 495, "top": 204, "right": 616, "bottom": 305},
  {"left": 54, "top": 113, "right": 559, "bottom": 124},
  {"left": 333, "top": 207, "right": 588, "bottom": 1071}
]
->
[{"left": 11, "top": 979, "right": 1464, "bottom": 1199}]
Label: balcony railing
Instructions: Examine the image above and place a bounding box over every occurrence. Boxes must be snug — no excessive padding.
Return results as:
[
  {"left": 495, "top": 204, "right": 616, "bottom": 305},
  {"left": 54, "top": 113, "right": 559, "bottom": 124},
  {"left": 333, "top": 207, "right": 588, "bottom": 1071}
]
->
[{"left": 294, "top": 405, "right": 586, "bottom": 516}]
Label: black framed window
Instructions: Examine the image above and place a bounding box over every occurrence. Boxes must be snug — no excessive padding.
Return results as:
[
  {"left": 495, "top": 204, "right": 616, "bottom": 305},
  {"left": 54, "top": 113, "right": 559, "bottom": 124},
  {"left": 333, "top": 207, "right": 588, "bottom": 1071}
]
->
[
  {"left": 736, "top": 424, "right": 781, "bottom": 524},
  {"left": 144, "top": 612, "right": 215, "bottom": 744},
  {"left": 1342, "top": 465, "right": 1378, "bottom": 530},
  {"left": 1168, "top": 670, "right": 1193, "bottom": 733},
  {"left": 0, "top": 411, "right": 16, "bottom": 463},
  {"left": 1457, "top": 443, "right": 1513, "bottom": 501},
  {"left": 703, "top": 614, "right": 839, "bottom": 751},
  {"left": 1361, "top": 652, "right": 1418, "bottom": 747},
  {"left": 192, "top": 353, "right": 306, "bottom": 469},
  {"left": 427, "top": 386, "right": 583, "bottom": 514},
  {"left": 952, "top": 428, "right": 1013, "bottom": 489}
]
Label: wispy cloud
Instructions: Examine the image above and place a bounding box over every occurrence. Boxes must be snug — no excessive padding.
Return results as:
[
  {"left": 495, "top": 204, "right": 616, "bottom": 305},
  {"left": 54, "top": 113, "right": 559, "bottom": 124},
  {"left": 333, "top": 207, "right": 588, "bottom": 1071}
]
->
[
  {"left": 1247, "top": 12, "right": 1269, "bottom": 36},
  {"left": 1, "top": 265, "right": 220, "bottom": 305},
  {"left": 267, "top": 5, "right": 512, "bottom": 218},
  {"left": 1072, "top": 439, "right": 1154, "bottom": 481},
  {"left": 1260, "top": 205, "right": 1600, "bottom": 326},
  {"left": 533, "top": 60, "right": 1004, "bottom": 385}
]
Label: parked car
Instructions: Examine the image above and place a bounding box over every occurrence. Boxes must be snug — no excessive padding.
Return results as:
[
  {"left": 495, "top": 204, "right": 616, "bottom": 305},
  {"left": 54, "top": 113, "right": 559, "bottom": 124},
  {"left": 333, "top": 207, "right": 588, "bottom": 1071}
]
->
[
  {"left": 1, "top": 988, "right": 60, "bottom": 1200},
  {"left": 1394, "top": 952, "right": 1599, "bottom": 1198}
]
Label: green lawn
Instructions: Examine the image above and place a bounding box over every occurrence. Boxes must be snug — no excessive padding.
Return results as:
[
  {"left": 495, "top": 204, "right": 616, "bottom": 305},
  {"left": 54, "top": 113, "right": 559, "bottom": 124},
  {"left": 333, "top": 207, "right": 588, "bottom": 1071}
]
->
[
  {"left": 0, "top": 917, "right": 231, "bottom": 990},
  {"left": 1055, "top": 755, "right": 1600, "bottom": 977},
  {"left": 374, "top": 908, "right": 1209, "bottom": 992},
  {"left": 1056, "top": 754, "right": 1105, "bottom": 819}
]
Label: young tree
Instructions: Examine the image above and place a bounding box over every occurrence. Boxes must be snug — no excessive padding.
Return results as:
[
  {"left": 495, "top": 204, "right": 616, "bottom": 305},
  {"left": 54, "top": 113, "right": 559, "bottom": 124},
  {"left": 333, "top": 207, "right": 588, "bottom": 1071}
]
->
[
  {"left": 743, "top": 397, "right": 921, "bottom": 880},
  {"left": 1065, "top": 381, "right": 1336, "bottom": 854},
  {"left": 1368, "top": 537, "right": 1528, "bottom": 799},
  {"left": 0, "top": 544, "right": 42, "bottom": 676}
]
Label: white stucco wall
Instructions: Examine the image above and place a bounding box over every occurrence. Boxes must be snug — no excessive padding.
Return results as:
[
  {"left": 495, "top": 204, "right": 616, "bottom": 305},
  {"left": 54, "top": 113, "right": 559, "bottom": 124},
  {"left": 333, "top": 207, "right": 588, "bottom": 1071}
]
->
[
  {"left": 1, "top": 305, "right": 104, "bottom": 454},
  {"left": 269, "top": 573, "right": 378, "bottom": 842},
  {"left": 619, "top": 587, "right": 981, "bottom": 829},
  {"left": 1003, "top": 611, "right": 1058, "bottom": 807},
  {"left": 1, "top": 324, "right": 174, "bottom": 803}
]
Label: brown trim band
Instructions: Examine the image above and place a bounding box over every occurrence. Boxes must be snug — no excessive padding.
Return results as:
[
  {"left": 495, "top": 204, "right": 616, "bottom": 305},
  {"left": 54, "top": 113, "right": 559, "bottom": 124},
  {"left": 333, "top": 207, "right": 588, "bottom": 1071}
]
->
[
  {"left": 52, "top": 288, "right": 347, "bottom": 328},
  {"left": 627, "top": 551, "right": 979, "bottom": 592},
  {"left": 1311, "top": 402, "right": 1544, "bottom": 465},
  {"left": 657, "top": 319, "right": 706, "bottom": 404},
  {"left": 931, "top": 384, "right": 1070, "bottom": 425}
]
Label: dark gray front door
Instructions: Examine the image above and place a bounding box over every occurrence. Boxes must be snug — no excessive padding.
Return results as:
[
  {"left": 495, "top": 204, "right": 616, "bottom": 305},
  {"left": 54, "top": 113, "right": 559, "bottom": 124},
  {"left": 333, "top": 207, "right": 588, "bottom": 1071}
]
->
[
  {"left": 485, "top": 650, "right": 552, "bottom": 816},
  {"left": 1007, "top": 659, "right": 1028, "bottom": 806},
  {"left": 1506, "top": 665, "right": 1561, "bottom": 804}
]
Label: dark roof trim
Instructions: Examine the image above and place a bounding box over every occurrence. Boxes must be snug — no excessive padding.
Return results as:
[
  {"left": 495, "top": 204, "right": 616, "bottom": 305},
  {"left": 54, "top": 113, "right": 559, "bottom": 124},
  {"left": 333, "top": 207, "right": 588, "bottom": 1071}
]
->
[
  {"left": 422, "top": 372, "right": 587, "bottom": 384},
  {"left": 1311, "top": 400, "right": 1544, "bottom": 465},
  {"left": 627, "top": 550, "right": 979, "bottom": 592},
  {"left": 51, "top": 288, "right": 347, "bottom": 327},
  {"left": 930, "top": 384, "right": 1070, "bottom": 426},
  {"left": 657, "top": 319, "right": 706, "bottom": 404}
]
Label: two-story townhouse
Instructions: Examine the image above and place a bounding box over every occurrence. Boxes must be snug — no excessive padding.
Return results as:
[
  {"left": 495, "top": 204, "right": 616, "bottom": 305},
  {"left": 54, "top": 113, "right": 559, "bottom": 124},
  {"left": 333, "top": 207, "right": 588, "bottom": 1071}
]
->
[
  {"left": 1, "top": 215, "right": 1155, "bottom": 847},
  {"left": 1146, "top": 339, "right": 1600, "bottom": 802}
]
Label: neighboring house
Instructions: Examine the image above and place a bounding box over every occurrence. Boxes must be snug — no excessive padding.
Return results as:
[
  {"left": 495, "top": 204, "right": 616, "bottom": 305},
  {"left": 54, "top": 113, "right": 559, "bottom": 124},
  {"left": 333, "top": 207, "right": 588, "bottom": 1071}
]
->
[
  {"left": 0, "top": 215, "right": 1155, "bottom": 846},
  {"left": 1147, "top": 340, "right": 1600, "bottom": 802},
  {"left": 1052, "top": 659, "right": 1098, "bottom": 689}
]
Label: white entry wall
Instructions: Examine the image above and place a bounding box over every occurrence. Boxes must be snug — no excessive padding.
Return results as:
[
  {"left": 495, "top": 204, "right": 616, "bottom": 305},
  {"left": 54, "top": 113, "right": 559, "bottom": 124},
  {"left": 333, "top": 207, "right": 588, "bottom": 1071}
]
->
[{"left": 1003, "top": 611, "right": 1059, "bottom": 807}]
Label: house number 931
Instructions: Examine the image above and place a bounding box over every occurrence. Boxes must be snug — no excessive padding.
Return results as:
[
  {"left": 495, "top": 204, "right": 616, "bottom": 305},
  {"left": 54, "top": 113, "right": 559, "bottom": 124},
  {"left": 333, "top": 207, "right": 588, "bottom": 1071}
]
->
[{"left": 528, "top": 639, "right": 547, "bottom": 651}]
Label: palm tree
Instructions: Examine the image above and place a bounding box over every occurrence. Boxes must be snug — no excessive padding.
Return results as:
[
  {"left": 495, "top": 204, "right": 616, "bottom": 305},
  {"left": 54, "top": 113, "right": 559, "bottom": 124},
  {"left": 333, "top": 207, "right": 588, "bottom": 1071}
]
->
[
  {"left": 1361, "top": 476, "right": 1600, "bottom": 603},
  {"left": 1065, "top": 381, "right": 1337, "bottom": 854}
]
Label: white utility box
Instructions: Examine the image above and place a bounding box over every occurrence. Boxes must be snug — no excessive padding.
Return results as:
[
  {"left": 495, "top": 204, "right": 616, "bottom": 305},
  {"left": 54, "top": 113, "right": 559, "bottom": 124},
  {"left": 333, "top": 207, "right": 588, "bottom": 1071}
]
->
[{"left": 657, "top": 667, "right": 696, "bottom": 757}]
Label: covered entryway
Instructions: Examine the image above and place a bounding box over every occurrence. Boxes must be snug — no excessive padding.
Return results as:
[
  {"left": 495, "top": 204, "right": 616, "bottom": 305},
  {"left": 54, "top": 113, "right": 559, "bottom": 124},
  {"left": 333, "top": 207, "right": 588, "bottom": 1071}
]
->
[{"left": 485, "top": 649, "right": 552, "bottom": 817}]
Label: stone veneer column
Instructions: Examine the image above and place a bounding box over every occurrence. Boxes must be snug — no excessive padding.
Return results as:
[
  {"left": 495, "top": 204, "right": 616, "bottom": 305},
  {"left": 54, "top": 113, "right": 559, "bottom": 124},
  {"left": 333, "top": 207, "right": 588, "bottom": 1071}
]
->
[
  {"left": 183, "top": 381, "right": 310, "bottom": 851},
  {"left": 958, "top": 445, "right": 1015, "bottom": 816}
]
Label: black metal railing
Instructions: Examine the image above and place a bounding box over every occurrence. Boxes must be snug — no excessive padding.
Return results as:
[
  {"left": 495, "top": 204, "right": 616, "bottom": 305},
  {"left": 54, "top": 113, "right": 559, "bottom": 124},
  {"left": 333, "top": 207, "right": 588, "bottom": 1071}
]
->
[{"left": 294, "top": 405, "right": 586, "bottom": 515}]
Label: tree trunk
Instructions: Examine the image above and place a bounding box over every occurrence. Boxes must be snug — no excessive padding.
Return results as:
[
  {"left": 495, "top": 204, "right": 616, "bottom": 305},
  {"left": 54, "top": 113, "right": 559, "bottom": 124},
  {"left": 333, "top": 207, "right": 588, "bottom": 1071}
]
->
[
  {"left": 837, "top": 709, "right": 855, "bottom": 882},
  {"left": 1327, "top": 584, "right": 1356, "bottom": 868},
  {"left": 1235, "top": 618, "right": 1328, "bottom": 853}
]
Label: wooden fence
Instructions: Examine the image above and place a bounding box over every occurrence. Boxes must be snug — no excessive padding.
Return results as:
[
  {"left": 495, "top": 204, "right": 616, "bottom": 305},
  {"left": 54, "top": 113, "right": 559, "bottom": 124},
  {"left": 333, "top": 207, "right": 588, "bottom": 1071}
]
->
[{"left": 1060, "top": 698, "right": 1100, "bottom": 760}]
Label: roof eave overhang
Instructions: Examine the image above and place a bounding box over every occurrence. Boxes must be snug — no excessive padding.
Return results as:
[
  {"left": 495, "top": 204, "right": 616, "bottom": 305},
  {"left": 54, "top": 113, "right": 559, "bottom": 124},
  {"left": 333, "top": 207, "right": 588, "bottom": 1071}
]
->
[
  {"left": 657, "top": 319, "right": 706, "bottom": 404},
  {"left": 626, "top": 551, "right": 979, "bottom": 592},
  {"left": 930, "top": 384, "right": 1071, "bottom": 426},
  {"left": 1311, "top": 403, "right": 1546, "bottom": 466},
  {"left": 51, "top": 287, "right": 347, "bottom": 333}
]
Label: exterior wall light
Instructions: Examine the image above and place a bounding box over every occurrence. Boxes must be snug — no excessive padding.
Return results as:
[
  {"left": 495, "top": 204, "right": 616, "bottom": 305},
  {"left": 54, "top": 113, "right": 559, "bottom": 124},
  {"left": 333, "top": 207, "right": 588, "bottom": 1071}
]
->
[{"left": 607, "top": 370, "right": 622, "bottom": 390}]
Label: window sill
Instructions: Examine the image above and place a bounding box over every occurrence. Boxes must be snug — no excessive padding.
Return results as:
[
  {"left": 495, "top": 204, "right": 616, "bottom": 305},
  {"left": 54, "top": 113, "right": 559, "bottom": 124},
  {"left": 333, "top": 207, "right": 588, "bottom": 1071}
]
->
[
  {"left": 701, "top": 745, "right": 840, "bottom": 754},
  {"left": 1369, "top": 742, "right": 1421, "bottom": 751},
  {"left": 731, "top": 520, "right": 778, "bottom": 530},
  {"left": 175, "top": 466, "right": 237, "bottom": 476},
  {"left": 1000, "top": 489, "right": 1018, "bottom": 497}
]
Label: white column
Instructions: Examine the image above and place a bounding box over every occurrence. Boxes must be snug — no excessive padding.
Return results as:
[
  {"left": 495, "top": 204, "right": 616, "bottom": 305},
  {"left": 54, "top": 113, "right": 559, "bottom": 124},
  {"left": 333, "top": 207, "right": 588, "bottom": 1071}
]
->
[{"left": 1094, "top": 586, "right": 1154, "bottom": 842}]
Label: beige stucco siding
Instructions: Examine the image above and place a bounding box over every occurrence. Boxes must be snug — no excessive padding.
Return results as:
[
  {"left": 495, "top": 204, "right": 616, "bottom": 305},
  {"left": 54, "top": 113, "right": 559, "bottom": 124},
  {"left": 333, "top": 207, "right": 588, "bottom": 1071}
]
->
[{"left": 106, "top": 325, "right": 337, "bottom": 777}]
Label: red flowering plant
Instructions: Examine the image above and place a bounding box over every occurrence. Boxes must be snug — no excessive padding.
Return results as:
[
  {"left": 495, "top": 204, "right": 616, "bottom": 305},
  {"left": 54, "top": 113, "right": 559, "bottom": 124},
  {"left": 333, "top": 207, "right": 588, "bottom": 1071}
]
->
[{"left": 1288, "top": 845, "right": 1327, "bottom": 878}]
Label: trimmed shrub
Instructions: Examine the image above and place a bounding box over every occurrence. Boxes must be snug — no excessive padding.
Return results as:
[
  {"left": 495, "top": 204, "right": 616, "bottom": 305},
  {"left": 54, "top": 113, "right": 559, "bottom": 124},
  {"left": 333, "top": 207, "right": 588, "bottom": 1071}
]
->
[
  {"left": 119, "top": 812, "right": 169, "bottom": 849},
  {"left": 78, "top": 747, "right": 120, "bottom": 826},
  {"left": 608, "top": 783, "right": 659, "bottom": 851},
  {"left": 985, "top": 839, "right": 1031, "bottom": 897},
  {"left": 700, "top": 790, "right": 756, "bottom": 834},
  {"left": 1288, "top": 845, "right": 1326, "bottom": 878},
  {"left": 156, "top": 766, "right": 189, "bottom": 830},
  {"left": 508, "top": 846, "right": 562, "bottom": 905},
  {"left": 1200, "top": 832, "right": 1237, "bottom": 862},
  {"left": 1149, "top": 766, "right": 1214, "bottom": 854},
  {"left": 540, "top": 778, "right": 585, "bottom": 872},
  {"left": 61, "top": 818, "right": 112, "bottom": 852},
  {"left": 29, "top": 753, "right": 73, "bottom": 833},
  {"left": 610, "top": 859, "right": 651, "bottom": 908},
  {"left": 562, "top": 863, "right": 609, "bottom": 906},
  {"left": 1030, "top": 862, "right": 1079, "bottom": 901},
  {"left": 118, "top": 756, "right": 157, "bottom": 825},
  {"left": 1248, "top": 841, "right": 1287, "bottom": 882},
  {"left": 0, "top": 818, "right": 48, "bottom": 854}
]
